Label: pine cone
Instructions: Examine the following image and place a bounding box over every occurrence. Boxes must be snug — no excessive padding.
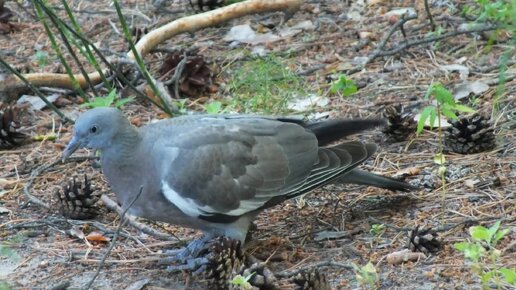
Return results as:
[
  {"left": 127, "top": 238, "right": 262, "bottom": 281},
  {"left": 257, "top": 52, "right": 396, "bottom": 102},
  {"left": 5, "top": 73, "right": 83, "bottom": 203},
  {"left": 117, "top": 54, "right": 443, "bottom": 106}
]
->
[
  {"left": 54, "top": 175, "right": 100, "bottom": 220},
  {"left": 292, "top": 268, "right": 331, "bottom": 290},
  {"left": 205, "top": 237, "right": 280, "bottom": 290},
  {"left": 190, "top": 0, "right": 224, "bottom": 11},
  {"left": 444, "top": 114, "right": 496, "bottom": 154},
  {"left": 205, "top": 237, "right": 246, "bottom": 290},
  {"left": 160, "top": 51, "right": 213, "bottom": 99},
  {"left": 131, "top": 26, "right": 149, "bottom": 43},
  {"left": 408, "top": 226, "right": 441, "bottom": 254},
  {"left": 0, "top": 106, "right": 26, "bottom": 149},
  {"left": 382, "top": 105, "right": 416, "bottom": 142}
]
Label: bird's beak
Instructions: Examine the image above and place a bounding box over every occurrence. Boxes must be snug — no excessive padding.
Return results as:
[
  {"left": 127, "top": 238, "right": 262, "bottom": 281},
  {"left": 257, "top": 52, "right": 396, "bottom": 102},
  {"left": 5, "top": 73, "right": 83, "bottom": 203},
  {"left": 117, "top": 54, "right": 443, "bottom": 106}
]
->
[{"left": 62, "top": 135, "right": 82, "bottom": 161}]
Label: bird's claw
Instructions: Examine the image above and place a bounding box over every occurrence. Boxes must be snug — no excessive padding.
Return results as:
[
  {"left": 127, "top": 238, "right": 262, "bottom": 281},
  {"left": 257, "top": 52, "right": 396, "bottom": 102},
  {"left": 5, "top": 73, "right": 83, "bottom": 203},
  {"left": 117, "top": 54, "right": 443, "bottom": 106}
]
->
[{"left": 160, "top": 236, "right": 213, "bottom": 271}]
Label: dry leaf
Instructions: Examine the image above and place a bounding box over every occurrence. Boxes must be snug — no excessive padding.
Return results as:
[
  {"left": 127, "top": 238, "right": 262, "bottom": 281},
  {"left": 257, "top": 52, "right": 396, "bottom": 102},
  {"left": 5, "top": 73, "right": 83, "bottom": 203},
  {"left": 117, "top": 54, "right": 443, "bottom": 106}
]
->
[
  {"left": 86, "top": 231, "right": 110, "bottom": 243},
  {"left": 393, "top": 167, "right": 420, "bottom": 178}
]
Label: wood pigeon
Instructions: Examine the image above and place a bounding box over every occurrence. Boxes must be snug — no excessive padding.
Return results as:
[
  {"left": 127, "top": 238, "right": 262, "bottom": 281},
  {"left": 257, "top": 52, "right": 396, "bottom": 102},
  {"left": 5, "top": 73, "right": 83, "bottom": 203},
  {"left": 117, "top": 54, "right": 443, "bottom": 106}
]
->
[{"left": 63, "top": 108, "right": 414, "bottom": 255}]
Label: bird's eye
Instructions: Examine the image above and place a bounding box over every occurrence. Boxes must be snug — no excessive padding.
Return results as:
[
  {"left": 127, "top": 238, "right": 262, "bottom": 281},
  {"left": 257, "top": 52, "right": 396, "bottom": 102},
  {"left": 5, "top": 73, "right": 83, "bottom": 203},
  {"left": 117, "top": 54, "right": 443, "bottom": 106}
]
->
[{"left": 90, "top": 125, "right": 98, "bottom": 133}]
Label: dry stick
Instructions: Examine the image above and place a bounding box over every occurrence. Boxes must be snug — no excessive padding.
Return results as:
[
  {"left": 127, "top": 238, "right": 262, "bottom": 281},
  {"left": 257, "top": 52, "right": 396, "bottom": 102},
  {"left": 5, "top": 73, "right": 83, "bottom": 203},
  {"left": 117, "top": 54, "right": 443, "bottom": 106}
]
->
[
  {"left": 84, "top": 187, "right": 144, "bottom": 290},
  {"left": 367, "top": 13, "right": 418, "bottom": 63},
  {"left": 373, "top": 24, "right": 501, "bottom": 58},
  {"left": 101, "top": 194, "right": 177, "bottom": 241},
  {"left": 4, "top": 0, "right": 301, "bottom": 92},
  {"left": 169, "top": 52, "right": 189, "bottom": 98},
  {"left": 276, "top": 261, "right": 354, "bottom": 278},
  {"left": 22, "top": 158, "right": 62, "bottom": 209},
  {"left": 423, "top": 0, "right": 436, "bottom": 31}
]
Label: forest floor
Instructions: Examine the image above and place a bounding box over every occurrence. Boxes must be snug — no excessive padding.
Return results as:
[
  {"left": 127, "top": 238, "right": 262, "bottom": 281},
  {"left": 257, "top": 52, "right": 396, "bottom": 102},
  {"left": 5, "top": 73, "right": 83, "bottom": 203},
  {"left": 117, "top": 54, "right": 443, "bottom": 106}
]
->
[{"left": 0, "top": 0, "right": 515, "bottom": 289}]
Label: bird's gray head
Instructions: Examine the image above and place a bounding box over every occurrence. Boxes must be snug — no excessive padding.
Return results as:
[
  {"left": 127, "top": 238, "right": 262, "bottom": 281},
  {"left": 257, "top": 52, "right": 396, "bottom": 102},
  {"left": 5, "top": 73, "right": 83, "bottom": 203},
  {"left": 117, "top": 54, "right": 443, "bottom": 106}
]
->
[{"left": 63, "top": 107, "right": 131, "bottom": 160}]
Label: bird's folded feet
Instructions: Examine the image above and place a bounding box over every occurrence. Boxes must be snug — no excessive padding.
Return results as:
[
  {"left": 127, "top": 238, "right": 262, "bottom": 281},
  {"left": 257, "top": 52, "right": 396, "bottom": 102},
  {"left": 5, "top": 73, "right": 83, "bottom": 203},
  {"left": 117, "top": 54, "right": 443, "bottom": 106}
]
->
[{"left": 160, "top": 235, "right": 214, "bottom": 272}]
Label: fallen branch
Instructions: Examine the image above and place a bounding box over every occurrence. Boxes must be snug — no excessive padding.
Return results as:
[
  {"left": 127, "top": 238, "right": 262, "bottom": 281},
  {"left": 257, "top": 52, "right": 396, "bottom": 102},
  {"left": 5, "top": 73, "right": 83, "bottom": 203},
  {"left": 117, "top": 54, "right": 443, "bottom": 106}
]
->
[
  {"left": 372, "top": 23, "right": 501, "bottom": 58},
  {"left": 2, "top": 0, "right": 301, "bottom": 94}
]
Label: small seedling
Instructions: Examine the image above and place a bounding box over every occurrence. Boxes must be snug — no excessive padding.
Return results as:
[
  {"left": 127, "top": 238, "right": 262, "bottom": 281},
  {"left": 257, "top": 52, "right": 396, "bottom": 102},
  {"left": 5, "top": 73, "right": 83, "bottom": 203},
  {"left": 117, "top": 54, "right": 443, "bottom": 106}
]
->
[
  {"left": 81, "top": 90, "right": 134, "bottom": 109},
  {"left": 229, "top": 273, "right": 255, "bottom": 290},
  {"left": 227, "top": 54, "right": 304, "bottom": 114},
  {"left": 329, "top": 75, "right": 358, "bottom": 97},
  {"left": 369, "top": 224, "right": 386, "bottom": 237},
  {"left": 33, "top": 50, "right": 50, "bottom": 67},
  {"left": 353, "top": 261, "right": 379, "bottom": 289},
  {"left": 417, "top": 83, "right": 475, "bottom": 213},
  {"left": 454, "top": 221, "right": 515, "bottom": 288}
]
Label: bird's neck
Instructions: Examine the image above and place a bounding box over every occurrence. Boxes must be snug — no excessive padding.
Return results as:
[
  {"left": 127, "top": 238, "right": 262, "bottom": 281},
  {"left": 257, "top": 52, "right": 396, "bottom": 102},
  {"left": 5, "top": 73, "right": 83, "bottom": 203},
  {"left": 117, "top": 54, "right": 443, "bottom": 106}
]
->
[{"left": 104, "top": 125, "right": 142, "bottom": 165}]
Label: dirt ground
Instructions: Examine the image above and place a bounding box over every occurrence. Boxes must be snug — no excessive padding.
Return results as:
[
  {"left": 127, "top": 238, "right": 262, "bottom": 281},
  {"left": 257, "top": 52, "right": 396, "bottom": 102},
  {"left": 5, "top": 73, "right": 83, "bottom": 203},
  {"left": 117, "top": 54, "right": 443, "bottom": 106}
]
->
[{"left": 0, "top": 0, "right": 515, "bottom": 289}]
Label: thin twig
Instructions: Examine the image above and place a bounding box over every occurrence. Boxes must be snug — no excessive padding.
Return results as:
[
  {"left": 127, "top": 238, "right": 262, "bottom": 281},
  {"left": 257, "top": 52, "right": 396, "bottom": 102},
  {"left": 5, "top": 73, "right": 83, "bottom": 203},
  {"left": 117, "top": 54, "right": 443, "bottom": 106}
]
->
[
  {"left": 373, "top": 24, "right": 501, "bottom": 58},
  {"left": 168, "top": 51, "right": 188, "bottom": 98},
  {"left": 84, "top": 187, "right": 144, "bottom": 290},
  {"left": 424, "top": 0, "right": 436, "bottom": 31},
  {"left": 371, "top": 13, "right": 418, "bottom": 60},
  {"left": 22, "top": 159, "right": 61, "bottom": 209},
  {"left": 101, "top": 194, "right": 177, "bottom": 241}
]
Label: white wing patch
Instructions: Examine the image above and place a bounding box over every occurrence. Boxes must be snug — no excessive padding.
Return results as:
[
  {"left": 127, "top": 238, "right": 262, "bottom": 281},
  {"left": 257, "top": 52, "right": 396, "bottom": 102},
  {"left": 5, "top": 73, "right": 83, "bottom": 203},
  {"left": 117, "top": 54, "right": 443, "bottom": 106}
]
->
[
  {"left": 162, "top": 182, "right": 202, "bottom": 217},
  {"left": 161, "top": 182, "right": 268, "bottom": 218}
]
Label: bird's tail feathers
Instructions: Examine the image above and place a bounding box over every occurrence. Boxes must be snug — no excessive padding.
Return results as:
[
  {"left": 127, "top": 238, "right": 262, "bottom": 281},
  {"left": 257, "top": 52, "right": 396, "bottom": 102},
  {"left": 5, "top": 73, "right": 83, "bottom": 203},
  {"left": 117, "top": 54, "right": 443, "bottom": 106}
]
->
[{"left": 336, "top": 169, "right": 416, "bottom": 192}]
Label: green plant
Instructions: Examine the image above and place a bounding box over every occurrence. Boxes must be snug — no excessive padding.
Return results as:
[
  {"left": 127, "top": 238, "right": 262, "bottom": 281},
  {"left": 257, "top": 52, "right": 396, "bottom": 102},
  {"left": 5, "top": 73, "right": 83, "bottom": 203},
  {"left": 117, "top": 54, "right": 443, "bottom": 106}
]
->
[
  {"left": 353, "top": 261, "right": 379, "bottom": 289},
  {"left": 454, "top": 221, "right": 515, "bottom": 288},
  {"left": 229, "top": 273, "right": 254, "bottom": 290},
  {"left": 329, "top": 75, "right": 358, "bottom": 97},
  {"left": 33, "top": 50, "right": 51, "bottom": 67},
  {"left": 463, "top": 0, "right": 514, "bottom": 25},
  {"left": 369, "top": 224, "right": 386, "bottom": 237},
  {"left": 417, "top": 83, "right": 475, "bottom": 211},
  {"left": 81, "top": 90, "right": 134, "bottom": 109},
  {"left": 227, "top": 54, "right": 304, "bottom": 114},
  {"left": 204, "top": 101, "right": 225, "bottom": 114}
]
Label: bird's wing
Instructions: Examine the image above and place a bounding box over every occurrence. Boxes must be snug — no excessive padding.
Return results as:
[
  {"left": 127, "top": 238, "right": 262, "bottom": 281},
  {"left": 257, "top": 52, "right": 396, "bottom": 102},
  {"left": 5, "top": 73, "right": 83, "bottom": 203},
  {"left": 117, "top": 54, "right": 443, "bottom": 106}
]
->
[{"left": 154, "top": 117, "right": 373, "bottom": 222}]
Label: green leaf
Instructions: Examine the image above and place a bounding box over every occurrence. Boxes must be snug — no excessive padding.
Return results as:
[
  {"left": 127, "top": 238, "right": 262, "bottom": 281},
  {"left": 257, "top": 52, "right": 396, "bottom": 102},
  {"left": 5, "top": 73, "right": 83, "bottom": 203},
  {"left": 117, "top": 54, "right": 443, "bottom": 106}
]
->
[
  {"left": 423, "top": 84, "right": 434, "bottom": 100},
  {"left": 417, "top": 106, "right": 435, "bottom": 134},
  {"left": 488, "top": 220, "right": 501, "bottom": 238},
  {"left": 428, "top": 108, "right": 437, "bottom": 130},
  {"left": 499, "top": 268, "right": 516, "bottom": 284},
  {"left": 494, "top": 228, "right": 509, "bottom": 243},
  {"left": 330, "top": 75, "right": 357, "bottom": 97},
  {"left": 114, "top": 97, "right": 134, "bottom": 108},
  {"left": 362, "top": 262, "right": 377, "bottom": 274},
  {"left": 430, "top": 83, "right": 454, "bottom": 105},
  {"left": 204, "top": 101, "right": 223, "bottom": 114},
  {"left": 453, "top": 104, "right": 476, "bottom": 113},
  {"left": 441, "top": 105, "right": 458, "bottom": 120},
  {"left": 470, "top": 225, "right": 491, "bottom": 243},
  {"left": 453, "top": 242, "right": 468, "bottom": 251},
  {"left": 481, "top": 271, "right": 495, "bottom": 284}
]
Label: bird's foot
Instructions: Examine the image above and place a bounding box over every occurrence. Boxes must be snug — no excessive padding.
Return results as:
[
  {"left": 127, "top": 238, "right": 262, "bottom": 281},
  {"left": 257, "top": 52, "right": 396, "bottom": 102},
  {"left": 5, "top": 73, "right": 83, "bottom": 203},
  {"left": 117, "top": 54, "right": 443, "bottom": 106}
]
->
[{"left": 160, "top": 235, "right": 214, "bottom": 272}]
